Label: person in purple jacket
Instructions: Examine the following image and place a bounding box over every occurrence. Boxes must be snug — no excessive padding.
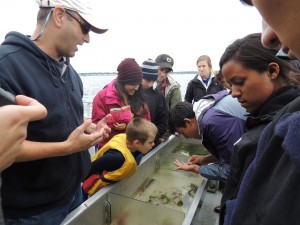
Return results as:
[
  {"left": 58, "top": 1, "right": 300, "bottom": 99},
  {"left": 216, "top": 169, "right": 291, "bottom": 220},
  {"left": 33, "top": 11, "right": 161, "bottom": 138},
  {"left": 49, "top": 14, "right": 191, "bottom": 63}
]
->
[{"left": 169, "top": 90, "right": 246, "bottom": 182}]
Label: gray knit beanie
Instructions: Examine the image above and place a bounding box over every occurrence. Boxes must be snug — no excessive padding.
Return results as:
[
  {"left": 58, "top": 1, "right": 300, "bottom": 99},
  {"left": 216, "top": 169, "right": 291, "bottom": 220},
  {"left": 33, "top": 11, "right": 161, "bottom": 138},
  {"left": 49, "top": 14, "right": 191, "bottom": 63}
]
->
[{"left": 140, "top": 58, "right": 158, "bottom": 81}]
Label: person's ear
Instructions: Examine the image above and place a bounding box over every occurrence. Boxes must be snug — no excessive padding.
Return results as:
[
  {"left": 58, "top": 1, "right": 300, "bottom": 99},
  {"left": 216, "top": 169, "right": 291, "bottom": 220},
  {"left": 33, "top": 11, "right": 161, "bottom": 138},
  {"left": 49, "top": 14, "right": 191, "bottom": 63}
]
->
[
  {"left": 52, "top": 7, "right": 66, "bottom": 28},
  {"left": 183, "top": 118, "right": 192, "bottom": 127},
  {"left": 267, "top": 62, "right": 280, "bottom": 79},
  {"left": 133, "top": 140, "right": 141, "bottom": 149}
]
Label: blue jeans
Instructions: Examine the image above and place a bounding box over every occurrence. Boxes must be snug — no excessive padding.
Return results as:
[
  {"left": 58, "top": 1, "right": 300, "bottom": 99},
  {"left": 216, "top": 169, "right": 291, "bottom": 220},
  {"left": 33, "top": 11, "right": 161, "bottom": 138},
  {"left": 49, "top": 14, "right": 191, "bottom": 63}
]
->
[
  {"left": 5, "top": 185, "right": 83, "bottom": 225},
  {"left": 199, "top": 162, "right": 230, "bottom": 182}
]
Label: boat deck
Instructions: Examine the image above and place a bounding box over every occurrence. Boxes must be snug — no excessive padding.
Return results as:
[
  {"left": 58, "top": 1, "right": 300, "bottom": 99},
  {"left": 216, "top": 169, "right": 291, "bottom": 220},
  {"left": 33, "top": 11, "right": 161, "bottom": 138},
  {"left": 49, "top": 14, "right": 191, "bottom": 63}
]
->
[{"left": 191, "top": 189, "right": 222, "bottom": 225}]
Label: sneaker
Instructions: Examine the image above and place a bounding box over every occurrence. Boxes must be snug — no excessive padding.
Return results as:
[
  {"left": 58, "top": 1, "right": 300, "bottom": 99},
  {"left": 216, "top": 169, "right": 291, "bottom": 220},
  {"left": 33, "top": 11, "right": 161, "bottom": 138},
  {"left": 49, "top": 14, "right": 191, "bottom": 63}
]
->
[
  {"left": 207, "top": 180, "right": 218, "bottom": 193},
  {"left": 219, "top": 180, "right": 226, "bottom": 194},
  {"left": 214, "top": 206, "right": 220, "bottom": 213}
]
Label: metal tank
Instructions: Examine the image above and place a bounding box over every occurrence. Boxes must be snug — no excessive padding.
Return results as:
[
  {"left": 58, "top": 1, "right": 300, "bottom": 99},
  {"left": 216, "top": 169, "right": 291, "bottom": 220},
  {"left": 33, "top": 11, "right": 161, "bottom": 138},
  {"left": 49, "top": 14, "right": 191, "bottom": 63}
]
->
[{"left": 61, "top": 135, "right": 208, "bottom": 225}]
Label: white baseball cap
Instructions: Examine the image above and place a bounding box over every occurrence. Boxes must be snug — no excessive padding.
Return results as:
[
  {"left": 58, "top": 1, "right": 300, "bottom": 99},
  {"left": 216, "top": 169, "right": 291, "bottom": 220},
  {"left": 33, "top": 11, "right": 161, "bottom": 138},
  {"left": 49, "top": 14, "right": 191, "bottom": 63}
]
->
[{"left": 36, "top": 0, "right": 108, "bottom": 34}]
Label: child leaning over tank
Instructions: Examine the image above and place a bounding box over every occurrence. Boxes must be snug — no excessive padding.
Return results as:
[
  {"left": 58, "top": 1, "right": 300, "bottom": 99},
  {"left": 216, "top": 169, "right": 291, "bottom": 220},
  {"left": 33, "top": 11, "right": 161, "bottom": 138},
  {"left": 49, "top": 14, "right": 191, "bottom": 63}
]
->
[{"left": 82, "top": 117, "right": 158, "bottom": 197}]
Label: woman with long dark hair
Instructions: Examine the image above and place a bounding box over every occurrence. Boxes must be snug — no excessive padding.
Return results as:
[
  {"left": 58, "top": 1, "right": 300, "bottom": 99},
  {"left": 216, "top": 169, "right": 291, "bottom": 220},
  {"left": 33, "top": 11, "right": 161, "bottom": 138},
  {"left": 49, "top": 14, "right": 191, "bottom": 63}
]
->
[
  {"left": 219, "top": 33, "right": 300, "bottom": 224},
  {"left": 92, "top": 58, "right": 150, "bottom": 148}
]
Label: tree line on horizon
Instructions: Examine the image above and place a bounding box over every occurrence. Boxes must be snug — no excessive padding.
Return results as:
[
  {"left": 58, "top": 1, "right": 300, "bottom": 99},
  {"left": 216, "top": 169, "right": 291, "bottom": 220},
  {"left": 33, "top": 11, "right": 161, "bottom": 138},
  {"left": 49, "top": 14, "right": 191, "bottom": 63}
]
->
[{"left": 79, "top": 71, "right": 198, "bottom": 76}]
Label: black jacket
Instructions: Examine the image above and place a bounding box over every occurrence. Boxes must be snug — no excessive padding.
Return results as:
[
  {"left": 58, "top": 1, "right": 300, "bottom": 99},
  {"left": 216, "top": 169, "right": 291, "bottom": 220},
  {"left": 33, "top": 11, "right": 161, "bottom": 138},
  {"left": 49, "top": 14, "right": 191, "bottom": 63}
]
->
[
  {"left": 144, "top": 88, "right": 168, "bottom": 146},
  {"left": 229, "top": 96, "right": 300, "bottom": 225},
  {"left": 220, "top": 86, "right": 300, "bottom": 225},
  {"left": 184, "top": 75, "right": 224, "bottom": 103},
  {"left": 0, "top": 32, "right": 90, "bottom": 218}
]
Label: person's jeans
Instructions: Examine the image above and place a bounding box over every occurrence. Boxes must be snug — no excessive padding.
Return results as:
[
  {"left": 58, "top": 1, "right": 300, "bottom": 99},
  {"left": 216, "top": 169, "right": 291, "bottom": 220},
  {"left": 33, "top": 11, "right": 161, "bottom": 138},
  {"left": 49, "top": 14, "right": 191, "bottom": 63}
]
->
[
  {"left": 200, "top": 162, "right": 230, "bottom": 182},
  {"left": 5, "top": 185, "right": 83, "bottom": 225}
]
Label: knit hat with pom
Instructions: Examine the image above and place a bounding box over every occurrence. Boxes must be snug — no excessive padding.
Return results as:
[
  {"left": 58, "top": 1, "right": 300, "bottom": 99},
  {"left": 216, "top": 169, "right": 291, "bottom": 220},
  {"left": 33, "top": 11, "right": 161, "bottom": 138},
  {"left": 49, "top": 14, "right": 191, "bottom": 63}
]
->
[
  {"left": 140, "top": 58, "right": 158, "bottom": 81},
  {"left": 117, "top": 58, "right": 143, "bottom": 84}
]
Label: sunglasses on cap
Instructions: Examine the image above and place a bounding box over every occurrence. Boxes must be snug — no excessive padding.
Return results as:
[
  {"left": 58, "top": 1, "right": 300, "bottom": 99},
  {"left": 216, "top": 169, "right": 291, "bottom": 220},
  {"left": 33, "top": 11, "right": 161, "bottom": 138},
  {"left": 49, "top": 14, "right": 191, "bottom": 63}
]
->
[{"left": 65, "top": 10, "right": 91, "bottom": 35}]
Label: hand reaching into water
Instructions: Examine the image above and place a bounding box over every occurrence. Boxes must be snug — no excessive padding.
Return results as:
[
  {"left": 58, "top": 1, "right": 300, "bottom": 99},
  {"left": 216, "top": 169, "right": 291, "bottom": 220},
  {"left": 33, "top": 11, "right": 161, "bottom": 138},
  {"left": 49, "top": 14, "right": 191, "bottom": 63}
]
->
[
  {"left": 174, "top": 159, "right": 200, "bottom": 174},
  {"left": 187, "top": 154, "right": 216, "bottom": 166},
  {"left": 187, "top": 155, "right": 205, "bottom": 165}
]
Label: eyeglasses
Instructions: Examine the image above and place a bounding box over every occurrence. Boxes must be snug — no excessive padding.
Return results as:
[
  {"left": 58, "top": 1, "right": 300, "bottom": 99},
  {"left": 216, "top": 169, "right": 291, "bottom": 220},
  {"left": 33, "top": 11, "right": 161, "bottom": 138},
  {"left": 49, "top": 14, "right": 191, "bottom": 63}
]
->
[{"left": 65, "top": 10, "right": 91, "bottom": 35}]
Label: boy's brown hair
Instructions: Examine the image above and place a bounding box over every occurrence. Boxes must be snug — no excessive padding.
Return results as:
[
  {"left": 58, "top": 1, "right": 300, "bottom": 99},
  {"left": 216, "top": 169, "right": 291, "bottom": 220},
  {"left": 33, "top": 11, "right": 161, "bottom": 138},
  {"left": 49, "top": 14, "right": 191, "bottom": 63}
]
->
[{"left": 126, "top": 117, "right": 157, "bottom": 144}]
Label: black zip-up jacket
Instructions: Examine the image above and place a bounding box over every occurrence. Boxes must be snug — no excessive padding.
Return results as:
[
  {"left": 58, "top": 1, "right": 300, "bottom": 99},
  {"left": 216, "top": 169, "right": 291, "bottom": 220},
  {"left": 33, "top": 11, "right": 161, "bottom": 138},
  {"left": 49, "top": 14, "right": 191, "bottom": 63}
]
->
[
  {"left": 230, "top": 96, "right": 300, "bottom": 225},
  {"left": 144, "top": 88, "right": 168, "bottom": 146},
  {"left": 184, "top": 75, "right": 224, "bottom": 103},
  {"left": 0, "top": 32, "right": 90, "bottom": 218},
  {"left": 220, "top": 86, "right": 300, "bottom": 225}
]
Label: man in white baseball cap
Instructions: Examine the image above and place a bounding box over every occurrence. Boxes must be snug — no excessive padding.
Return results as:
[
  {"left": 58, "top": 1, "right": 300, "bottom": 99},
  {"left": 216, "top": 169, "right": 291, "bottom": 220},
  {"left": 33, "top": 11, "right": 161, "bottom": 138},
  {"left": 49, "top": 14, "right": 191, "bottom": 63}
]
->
[
  {"left": 0, "top": 0, "right": 111, "bottom": 224},
  {"left": 36, "top": 0, "right": 108, "bottom": 35}
]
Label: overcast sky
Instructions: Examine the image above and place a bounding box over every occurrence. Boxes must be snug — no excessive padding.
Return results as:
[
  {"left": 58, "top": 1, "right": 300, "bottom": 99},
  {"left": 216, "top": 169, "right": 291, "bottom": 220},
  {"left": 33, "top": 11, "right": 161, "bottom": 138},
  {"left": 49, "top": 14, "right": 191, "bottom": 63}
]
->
[{"left": 0, "top": 0, "right": 262, "bottom": 73}]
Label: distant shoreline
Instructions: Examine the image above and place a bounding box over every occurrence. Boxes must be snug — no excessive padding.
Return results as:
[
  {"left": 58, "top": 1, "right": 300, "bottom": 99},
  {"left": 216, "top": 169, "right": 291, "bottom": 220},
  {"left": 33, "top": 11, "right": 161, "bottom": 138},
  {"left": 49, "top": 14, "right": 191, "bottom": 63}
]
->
[{"left": 79, "top": 71, "right": 198, "bottom": 76}]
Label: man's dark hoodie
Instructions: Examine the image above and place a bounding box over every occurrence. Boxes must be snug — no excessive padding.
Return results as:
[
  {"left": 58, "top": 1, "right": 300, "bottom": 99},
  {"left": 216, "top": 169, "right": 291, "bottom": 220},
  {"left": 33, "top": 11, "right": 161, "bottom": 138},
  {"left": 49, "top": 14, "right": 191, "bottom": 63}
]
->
[{"left": 0, "top": 32, "right": 90, "bottom": 218}]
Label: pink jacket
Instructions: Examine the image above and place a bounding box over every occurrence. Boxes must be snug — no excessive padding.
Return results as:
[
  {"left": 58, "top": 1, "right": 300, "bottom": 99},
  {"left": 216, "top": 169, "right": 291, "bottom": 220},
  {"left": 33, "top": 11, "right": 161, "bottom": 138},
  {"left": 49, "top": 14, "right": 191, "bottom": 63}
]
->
[{"left": 92, "top": 80, "right": 132, "bottom": 147}]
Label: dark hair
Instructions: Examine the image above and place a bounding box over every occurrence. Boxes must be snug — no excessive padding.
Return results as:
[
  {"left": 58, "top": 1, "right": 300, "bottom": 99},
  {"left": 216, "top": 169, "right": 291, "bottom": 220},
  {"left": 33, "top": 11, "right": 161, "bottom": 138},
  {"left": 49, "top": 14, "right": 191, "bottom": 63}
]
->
[
  {"left": 215, "top": 70, "right": 223, "bottom": 85},
  {"left": 128, "top": 85, "right": 149, "bottom": 118},
  {"left": 37, "top": 8, "right": 53, "bottom": 23},
  {"left": 168, "top": 101, "right": 195, "bottom": 134},
  {"left": 115, "top": 81, "right": 129, "bottom": 105},
  {"left": 240, "top": 0, "right": 253, "bottom": 6},
  {"left": 219, "top": 33, "right": 300, "bottom": 85},
  {"left": 115, "top": 80, "right": 149, "bottom": 118},
  {"left": 160, "top": 68, "right": 172, "bottom": 73}
]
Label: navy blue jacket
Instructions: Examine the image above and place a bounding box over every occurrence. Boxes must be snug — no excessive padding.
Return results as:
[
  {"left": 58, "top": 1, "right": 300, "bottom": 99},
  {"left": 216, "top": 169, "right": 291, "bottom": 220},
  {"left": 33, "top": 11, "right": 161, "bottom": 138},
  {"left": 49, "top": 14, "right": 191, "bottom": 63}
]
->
[
  {"left": 0, "top": 32, "right": 90, "bottom": 218},
  {"left": 228, "top": 97, "right": 300, "bottom": 225},
  {"left": 220, "top": 86, "right": 300, "bottom": 225}
]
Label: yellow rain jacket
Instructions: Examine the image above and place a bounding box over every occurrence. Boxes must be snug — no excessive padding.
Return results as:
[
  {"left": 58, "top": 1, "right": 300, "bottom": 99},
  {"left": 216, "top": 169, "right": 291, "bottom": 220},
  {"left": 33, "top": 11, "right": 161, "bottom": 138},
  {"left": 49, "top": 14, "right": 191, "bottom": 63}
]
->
[{"left": 87, "top": 133, "right": 137, "bottom": 195}]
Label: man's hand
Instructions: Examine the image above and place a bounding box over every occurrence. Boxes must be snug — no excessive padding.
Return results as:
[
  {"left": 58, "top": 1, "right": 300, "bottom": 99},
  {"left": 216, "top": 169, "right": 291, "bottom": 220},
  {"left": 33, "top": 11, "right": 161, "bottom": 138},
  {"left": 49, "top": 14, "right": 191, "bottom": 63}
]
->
[
  {"left": 65, "top": 118, "right": 111, "bottom": 154},
  {"left": 174, "top": 159, "right": 200, "bottom": 174},
  {"left": 85, "top": 114, "right": 112, "bottom": 135},
  {"left": 187, "top": 154, "right": 216, "bottom": 166},
  {"left": 187, "top": 155, "right": 205, "bottom": 165},
  {"left": 66, "top": 114, "right": 112, "bottom": 153},
  {"left": 95, "top": 114, "right": 112, "bottom": 133}
]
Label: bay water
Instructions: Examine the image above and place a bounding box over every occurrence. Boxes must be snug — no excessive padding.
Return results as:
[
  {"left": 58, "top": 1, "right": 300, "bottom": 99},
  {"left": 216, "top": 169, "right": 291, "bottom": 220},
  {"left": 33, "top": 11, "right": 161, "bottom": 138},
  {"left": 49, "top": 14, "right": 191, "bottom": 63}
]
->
[{"left": 80, "top": 73, "right": 197, "bottom": 118}]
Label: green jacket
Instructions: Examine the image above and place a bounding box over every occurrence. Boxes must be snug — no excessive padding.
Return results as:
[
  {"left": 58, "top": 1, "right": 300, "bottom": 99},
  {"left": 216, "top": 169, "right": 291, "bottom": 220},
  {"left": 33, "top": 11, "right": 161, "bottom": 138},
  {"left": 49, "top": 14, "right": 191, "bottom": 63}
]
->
[{"left": 156, "top": 75, "right": 182, "bottom": 110}]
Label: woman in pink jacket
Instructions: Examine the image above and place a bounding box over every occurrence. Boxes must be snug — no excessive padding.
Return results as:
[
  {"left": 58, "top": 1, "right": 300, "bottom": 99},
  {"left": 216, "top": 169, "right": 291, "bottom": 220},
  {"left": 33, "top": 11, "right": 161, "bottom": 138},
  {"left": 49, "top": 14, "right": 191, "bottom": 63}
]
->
[{"left": 92, "top": 58, "right": 150, "bottom": 148}]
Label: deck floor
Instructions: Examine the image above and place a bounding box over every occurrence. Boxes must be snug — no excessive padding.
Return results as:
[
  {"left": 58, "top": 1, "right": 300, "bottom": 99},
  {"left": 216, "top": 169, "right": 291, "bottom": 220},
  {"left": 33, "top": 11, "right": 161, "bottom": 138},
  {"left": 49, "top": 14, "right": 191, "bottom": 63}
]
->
[{"left": 191, "top": 189, "right": 222, "bottom": 225}]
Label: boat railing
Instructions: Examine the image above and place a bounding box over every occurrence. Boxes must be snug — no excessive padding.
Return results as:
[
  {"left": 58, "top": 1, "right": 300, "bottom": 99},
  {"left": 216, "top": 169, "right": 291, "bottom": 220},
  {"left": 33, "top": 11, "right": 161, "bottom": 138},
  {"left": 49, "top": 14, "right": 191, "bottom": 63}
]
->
[{"left": 83, "top": 101, "right": 92, "bottom": 119}]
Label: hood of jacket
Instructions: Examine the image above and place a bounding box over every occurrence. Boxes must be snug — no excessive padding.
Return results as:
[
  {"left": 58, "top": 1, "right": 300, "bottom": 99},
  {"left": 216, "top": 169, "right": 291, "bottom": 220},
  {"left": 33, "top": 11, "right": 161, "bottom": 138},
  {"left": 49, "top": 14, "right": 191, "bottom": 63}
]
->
[
  {"left": 246, "top": 86, "right": 300, "bottom": 128},
  {"left": 1, "top": 31, "right": 74, "bottom": 89},
  {"left": 2, "top": 31, "right": 49, "bottom": 59}
]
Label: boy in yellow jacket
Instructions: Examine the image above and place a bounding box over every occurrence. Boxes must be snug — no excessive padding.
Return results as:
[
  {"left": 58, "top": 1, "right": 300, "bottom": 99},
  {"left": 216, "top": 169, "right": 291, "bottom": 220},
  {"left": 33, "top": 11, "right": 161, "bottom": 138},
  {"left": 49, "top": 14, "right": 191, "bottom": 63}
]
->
[{"left": 83, "top": 117, "right": 158, "bottom": 196}]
